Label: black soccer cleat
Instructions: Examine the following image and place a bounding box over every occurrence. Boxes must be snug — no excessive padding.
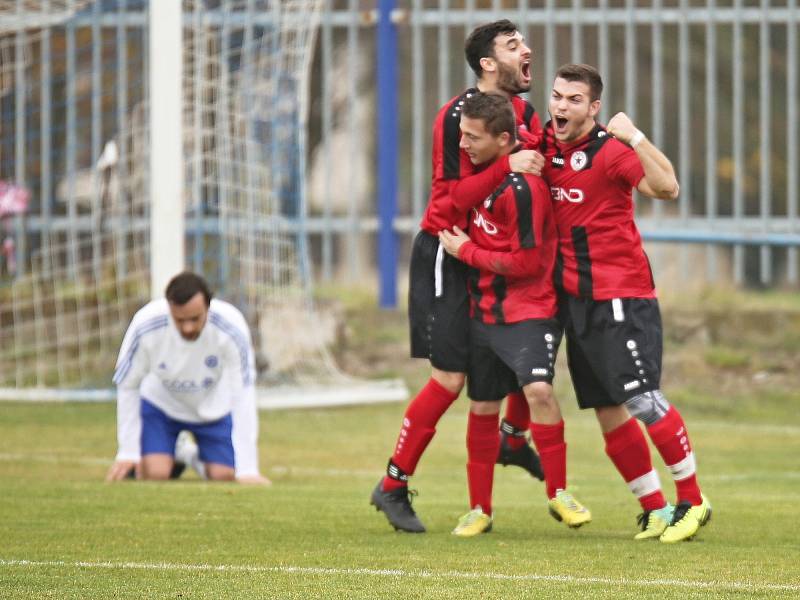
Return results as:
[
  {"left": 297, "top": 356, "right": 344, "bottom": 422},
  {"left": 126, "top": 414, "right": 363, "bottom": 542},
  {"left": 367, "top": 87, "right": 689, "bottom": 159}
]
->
[
  {"left": 169, "top": 461, "right": 187, "bottom": 479},
  {"left": 370, "top": 480, "right": 426, "bottom": 533},
  {"left": 496, "top": 420, "right": 545, "bottom": 481}
]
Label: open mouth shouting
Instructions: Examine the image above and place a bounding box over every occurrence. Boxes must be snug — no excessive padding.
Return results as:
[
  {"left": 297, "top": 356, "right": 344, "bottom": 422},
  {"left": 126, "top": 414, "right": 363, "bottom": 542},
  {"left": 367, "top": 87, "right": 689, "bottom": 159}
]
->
[
  {"left": 521, "top": 59, "right": 531, "bottom": 86},
  {"left": 554, "top": 115, "right": 569, "bottom": 136}
]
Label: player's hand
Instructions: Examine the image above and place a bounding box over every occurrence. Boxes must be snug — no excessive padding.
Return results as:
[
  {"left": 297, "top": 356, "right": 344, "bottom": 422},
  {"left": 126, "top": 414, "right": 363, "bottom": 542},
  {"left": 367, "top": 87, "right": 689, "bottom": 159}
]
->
[
  {"left": 508, "top": 149, "right": 544, "bottom": 176},
  {"left": 439, "top": 226, "right": 471, "bottom": 258},
  {"left": 105, "top": 460, "right": 138, "bottom": 482},
  {"left": 606, "top": 112, "right": 639, "bottom": 144},
  {"left": 236, "top": 474, "right": 272, "bottom": 486}
]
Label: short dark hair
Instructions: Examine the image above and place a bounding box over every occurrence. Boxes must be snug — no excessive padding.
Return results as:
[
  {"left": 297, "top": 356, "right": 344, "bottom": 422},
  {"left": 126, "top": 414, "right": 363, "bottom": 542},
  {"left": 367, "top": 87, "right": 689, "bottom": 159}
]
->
[
  {"left": 165, "top": 271, "right": 212, "bottom": 306},
  {"left": 554, "top": 63, "right": 604, "bottom": 101},
  {"left": 465, "top": 19, "right": 519, "bottom": 79},
  {"left": 462, "top": 92, "right": 516, "bottom": 140}
]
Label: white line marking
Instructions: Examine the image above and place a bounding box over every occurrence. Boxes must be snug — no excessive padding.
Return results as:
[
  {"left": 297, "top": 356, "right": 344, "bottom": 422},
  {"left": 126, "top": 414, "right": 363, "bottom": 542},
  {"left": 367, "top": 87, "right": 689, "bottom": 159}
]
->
[
  {"left": 2, "top": 454, "right": 799, "bottom": 484},
  {"left": 0, "top": 559, "right": 798, "bottom": 592},
  {"left": 0, "top": 453, "right": 110, "bottom": 466}
]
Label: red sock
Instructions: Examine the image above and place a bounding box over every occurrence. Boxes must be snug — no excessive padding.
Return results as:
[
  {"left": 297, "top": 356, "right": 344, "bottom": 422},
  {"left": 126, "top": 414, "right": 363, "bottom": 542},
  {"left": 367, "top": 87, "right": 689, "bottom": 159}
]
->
[
  {"left": 502, "top": 391, "right": 530, "bottom": 450},
  {"left": 530, "top": 420, "right": 566, "bottom": 499},
  {"left": 604, "top": 418, "right": 666, "bottom": 511},
  {"left": 382, "top": 378, "right": 459, "bottom": 491},
  {"left": 466, "top": 412, "right": 500, "bottom": 515},
  {"left": 647, "top": 406, "right": 702, "bottom": 505}
]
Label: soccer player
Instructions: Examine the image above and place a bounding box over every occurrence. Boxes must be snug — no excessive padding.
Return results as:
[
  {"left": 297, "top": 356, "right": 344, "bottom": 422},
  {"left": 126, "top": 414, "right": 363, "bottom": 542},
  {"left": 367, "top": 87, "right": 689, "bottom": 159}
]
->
[
  {"left": 439, "top": 92, "right": 590, "bottom": 537},
  {"left": 370, "top": 20, "right": 546, "bottom": 533},
  {"left": 105, "top": 271, "right": 270, "bottom": 485},
  {"left": 542, "top": 64, "right": 711, "bottom": 542}
]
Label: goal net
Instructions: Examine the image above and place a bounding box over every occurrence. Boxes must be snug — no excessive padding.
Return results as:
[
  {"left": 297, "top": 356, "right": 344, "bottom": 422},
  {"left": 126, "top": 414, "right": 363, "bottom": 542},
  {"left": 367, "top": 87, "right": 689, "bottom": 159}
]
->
[{"left": 0, "top": 1, "right": 406, "bottom": 406}]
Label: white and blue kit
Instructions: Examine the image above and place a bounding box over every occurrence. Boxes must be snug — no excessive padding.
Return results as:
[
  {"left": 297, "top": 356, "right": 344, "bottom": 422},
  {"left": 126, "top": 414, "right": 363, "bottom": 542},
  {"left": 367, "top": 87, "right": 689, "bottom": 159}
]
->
[{"left": 113, "top": 298, "right": 260, "bottom": 477}]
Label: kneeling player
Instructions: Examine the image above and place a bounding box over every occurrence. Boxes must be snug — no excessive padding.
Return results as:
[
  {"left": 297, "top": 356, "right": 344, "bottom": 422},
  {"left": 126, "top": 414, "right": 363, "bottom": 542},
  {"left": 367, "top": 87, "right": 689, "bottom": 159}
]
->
[
  {"left": 440, "top": 92, "right": 590, "bottom": 536},
  {"left": 106, "top": 271, "right": 269, "bottom": 486}
]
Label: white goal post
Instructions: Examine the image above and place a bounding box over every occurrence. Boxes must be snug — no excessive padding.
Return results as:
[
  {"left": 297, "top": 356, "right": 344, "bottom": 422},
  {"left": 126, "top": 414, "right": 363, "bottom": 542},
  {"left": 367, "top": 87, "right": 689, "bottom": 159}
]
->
[{"left": 0, "top": 0, "right": 407, "bottom": 408}]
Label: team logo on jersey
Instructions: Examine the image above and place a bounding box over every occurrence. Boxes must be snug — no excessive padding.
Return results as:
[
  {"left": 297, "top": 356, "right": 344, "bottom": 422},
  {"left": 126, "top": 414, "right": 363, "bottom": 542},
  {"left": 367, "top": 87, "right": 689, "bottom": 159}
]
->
[
  {"left": 570, "top": 151, "right": 588, "bottom": 171},
  {"left": 158, "top": 362, "right": 167, "bottom": 370},
  {"left": 472, "top": 209, "right": 498, "bottom": 235},
  {"left": 550, "top": 187, "right": 585, "bottom": 204},
  {"left": 202, "top": 377, "right": 215, "bottom": 389},
  {"left": 205, "top": 355, "right": 218, "bottom": 368}
]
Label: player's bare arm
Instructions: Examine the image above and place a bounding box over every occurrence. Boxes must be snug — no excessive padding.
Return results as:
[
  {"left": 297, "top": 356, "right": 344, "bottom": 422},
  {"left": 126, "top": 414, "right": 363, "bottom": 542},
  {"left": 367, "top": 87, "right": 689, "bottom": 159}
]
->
[{"left": 606, "top": 112, "right": 679, "bottom": 200}]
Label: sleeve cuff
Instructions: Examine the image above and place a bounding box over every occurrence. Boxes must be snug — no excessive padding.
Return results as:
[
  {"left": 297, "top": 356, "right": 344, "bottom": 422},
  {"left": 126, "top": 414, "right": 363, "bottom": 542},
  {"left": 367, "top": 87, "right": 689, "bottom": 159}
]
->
[{"left": 459, "top": 241, "right": 478, "bottom": 266}]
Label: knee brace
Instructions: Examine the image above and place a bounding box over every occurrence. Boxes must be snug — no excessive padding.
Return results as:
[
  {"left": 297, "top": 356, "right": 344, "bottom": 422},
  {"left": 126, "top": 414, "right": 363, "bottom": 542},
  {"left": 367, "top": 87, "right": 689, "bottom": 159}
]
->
[{"left": 624, "top": 390, "right": 670, "bottom": 426}]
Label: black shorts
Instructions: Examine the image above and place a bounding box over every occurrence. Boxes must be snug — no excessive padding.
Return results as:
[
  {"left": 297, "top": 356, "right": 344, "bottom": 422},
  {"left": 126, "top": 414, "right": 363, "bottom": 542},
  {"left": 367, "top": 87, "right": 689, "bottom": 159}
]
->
[
  {"left": 467, "top": 318, "right": 562, "bottom": 402},
  {"left": 408, "top": 230, "right": 470, "bottom": 372},
  {"left": 560, "top": 295, "right": 663, "bottom": 409}
]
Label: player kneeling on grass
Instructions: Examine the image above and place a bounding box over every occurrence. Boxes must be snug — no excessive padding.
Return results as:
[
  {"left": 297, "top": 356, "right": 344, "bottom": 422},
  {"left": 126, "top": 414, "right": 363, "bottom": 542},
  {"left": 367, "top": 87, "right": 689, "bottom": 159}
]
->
[
  {"left": 439, "top": 92, "right": 590, "bottom": 537},
  {"left": 105, "top": 271, "right": 270, "bottom": 485}
]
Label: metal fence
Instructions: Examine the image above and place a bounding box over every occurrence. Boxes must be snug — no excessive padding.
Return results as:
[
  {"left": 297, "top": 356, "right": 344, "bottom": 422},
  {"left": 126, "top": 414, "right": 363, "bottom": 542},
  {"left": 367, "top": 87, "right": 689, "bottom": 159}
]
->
[
  {"left": 310, "top": 0, "right": 799, "bottom": 291},
  {"left": 1, "top": 1, "right": 798, "bottom": 296}
]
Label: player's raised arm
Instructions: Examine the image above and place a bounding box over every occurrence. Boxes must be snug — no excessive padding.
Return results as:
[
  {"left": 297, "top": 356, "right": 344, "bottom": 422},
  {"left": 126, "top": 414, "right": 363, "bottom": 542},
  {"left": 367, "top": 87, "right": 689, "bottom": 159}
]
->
[
  {"left": 447, "top": 149, "right": 544, "bottom": 214},
  {"left": 606, "top": 112, "right": 679, "bottom": 200}
]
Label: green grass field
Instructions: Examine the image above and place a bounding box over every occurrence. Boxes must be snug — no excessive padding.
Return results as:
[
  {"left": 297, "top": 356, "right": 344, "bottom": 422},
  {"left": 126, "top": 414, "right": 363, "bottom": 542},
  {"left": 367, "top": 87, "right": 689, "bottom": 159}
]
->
[
  {"left": 2, "top": 289, "right": 800, "bottom": 598},
  {"left": 1, "top": 398, "right": 799, "bottom": 598}
]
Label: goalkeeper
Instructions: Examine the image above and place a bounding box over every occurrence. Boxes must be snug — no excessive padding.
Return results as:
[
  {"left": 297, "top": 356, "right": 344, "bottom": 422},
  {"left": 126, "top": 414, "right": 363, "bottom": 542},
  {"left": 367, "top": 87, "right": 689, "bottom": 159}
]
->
[{"left": 105, "top": 271, "right": 270, "bottom": 485}]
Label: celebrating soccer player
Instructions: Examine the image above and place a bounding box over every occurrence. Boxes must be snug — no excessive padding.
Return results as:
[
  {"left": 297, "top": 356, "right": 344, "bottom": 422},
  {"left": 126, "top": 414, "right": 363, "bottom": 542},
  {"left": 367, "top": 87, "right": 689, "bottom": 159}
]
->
[
  {"left": 541, "top": 64, "right": 711, "bottom": 542},
  {"left": 439, "top": 92, "right": 591, "bottom": 536},
  {"left": 370, "top": 20, "right": 547, "bottom": 533}
]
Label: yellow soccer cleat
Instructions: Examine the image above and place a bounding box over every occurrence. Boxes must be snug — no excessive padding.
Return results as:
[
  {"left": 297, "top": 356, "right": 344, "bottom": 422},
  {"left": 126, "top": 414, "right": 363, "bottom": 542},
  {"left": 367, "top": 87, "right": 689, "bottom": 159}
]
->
[
  {"left": 634, "top": 504, "right": 674, "bottom": 540},
  {"left": 452, "top": 506, "right": 493, "bottom": 537},
  {"left": 548, "top": 489, "right": 592, "bottom": 528},
  {"left": 660, "top": 494, "right": 712, "bottom": 543}
]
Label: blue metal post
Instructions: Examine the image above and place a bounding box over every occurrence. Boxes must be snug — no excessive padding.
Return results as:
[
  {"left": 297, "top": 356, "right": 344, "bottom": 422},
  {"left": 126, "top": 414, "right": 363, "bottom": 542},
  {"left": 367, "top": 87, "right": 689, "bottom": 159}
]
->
[{"left": 377, "top": 0, "right": 398, "bottom": 308}]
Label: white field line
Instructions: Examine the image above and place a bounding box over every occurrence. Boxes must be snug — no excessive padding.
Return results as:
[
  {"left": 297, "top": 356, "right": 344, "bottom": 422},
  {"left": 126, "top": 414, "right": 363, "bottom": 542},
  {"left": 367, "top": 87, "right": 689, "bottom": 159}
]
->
[
  {"left": 1, "top": 453, "right": 799, "bottom": 483},
  {"left": 0, "top": 453, "right": 109, "bottom": 466},
  {"left": 0, "top": 558, "right": 798, "bottom": 593}
]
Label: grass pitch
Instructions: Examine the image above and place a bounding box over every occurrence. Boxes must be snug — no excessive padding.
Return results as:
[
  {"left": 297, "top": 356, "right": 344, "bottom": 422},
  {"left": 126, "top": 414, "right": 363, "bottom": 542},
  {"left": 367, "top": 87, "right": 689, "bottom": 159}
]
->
[
  {"left": 1, "top": 397, "right": 799, "bottom": 599},
  {"left": 2, "top": 288, "right": 800, "bottom": 598}
]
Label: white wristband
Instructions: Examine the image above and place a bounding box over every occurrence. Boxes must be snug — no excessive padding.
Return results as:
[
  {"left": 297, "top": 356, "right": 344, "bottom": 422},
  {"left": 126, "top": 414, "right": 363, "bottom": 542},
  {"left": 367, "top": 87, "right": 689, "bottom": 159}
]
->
[{"left": 629, "top": 129, "right": 645, "bottom": 149}]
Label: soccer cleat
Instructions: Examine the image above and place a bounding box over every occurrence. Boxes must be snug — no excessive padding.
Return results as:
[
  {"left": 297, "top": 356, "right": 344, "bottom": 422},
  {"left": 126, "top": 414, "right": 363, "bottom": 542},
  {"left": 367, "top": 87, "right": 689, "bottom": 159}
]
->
[
  {"left": 660, "top": 494, "right": 712, "bottom": 543},
  {"left": 634, "top": 503, "right": 674, "bottom": 540},
  {"left": 547, "top": 489, "right": 592, "bottom": 528},
  {"left": 370, "top": 481, "right": 426, "bottom": 533},
  {"left": 174, "top": 430, "right": 205, "bottom": 479},
  {"left": 169, "top": 461, "right": 187, "bottom": 479},
  {"left": 452, "top": 506, "right": 493, "bottom": 537},
  {"left": 496, "top": 421, "right": 545, "bottom": 480}
]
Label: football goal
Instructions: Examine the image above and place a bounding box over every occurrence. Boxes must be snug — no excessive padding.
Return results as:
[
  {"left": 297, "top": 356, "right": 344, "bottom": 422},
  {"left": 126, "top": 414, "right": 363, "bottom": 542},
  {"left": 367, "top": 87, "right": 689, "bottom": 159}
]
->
[{"left": 0, "top": 0, "right": 406, "bottom": 407}]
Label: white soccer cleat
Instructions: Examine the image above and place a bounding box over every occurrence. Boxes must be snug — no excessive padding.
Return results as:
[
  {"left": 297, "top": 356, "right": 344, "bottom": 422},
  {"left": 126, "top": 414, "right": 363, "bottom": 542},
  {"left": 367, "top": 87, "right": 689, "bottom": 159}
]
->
[{"left": 174, "top": 431, "right": 206, "bottom": 479}]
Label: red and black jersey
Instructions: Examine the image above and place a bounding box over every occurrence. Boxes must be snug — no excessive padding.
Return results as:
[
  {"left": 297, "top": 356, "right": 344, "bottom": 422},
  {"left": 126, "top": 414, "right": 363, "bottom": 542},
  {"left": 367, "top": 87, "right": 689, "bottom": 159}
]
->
[
  {"left": 419, "top": 90, "right": 542, "bottom": 235},
  {"left": 458, "top": 172, "right": 557, "bottom": 324},
  {"left": 541, "top": 122, "right": 655, "bottom": 301}
]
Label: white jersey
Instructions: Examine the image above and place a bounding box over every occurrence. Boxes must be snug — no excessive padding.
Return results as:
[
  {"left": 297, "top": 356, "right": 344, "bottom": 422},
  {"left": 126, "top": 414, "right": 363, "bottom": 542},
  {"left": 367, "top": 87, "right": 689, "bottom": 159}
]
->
[{"left": 112, "top": 298, "right": 260, "bottom": 477}]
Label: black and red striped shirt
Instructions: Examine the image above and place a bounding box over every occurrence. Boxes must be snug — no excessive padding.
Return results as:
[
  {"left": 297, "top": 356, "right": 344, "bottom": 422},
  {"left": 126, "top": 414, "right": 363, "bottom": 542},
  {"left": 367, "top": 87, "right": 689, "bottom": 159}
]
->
[
  {"left": 458, "top": 172, "right": 557, "bottom": 324},
  {"left": 419, "top": 90, "right": 541, "bottom": 235},
  {"left": 541, "top": 122, "right": 654, "bottom": 300}
]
